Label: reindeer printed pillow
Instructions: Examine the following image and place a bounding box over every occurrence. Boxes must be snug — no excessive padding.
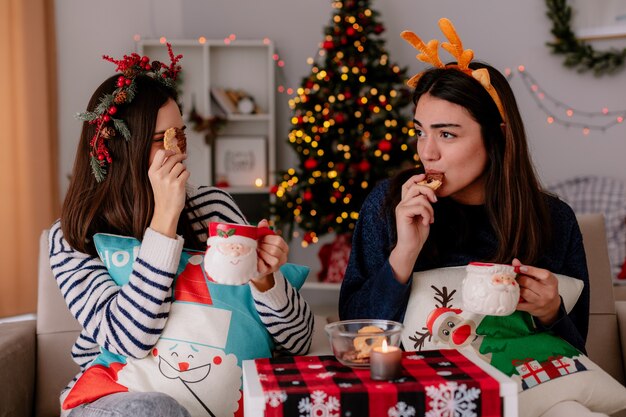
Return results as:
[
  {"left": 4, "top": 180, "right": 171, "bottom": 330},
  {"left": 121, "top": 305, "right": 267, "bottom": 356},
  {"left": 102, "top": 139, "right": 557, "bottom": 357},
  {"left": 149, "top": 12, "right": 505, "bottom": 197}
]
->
[
  {"left": 61, "top": 233, "right": 309, "bottom": 417},
  {"left": 402, "top": 266, "right": 626, "bottom": 416}
]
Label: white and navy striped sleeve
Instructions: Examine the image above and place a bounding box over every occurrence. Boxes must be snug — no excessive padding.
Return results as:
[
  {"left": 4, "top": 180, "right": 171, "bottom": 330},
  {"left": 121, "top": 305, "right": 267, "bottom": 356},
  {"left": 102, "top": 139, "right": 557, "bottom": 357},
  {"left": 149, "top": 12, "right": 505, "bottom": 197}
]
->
[
  {"left": 187, "top": 185, "right": 314, "bottom": 355},
  {"left": 186, "top": 185, "right": 247, "bottom": 238},
  {"left": 250, "top": 272, "right": 314, "bottom": 355},
  {"left": 48, "top": 220, "right": 184, "bottom": 359}
]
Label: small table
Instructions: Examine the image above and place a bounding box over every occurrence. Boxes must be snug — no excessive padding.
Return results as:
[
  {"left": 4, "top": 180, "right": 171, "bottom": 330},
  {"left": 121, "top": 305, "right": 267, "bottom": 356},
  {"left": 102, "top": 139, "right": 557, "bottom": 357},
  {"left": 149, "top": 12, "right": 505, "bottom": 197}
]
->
[{"left": 243, "top": 349, "right": 517, "bottom": 417}]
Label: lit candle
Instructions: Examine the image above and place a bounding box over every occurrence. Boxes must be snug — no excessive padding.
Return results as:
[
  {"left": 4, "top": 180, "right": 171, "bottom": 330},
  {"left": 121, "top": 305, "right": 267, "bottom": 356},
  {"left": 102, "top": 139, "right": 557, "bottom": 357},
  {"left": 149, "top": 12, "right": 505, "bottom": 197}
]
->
[{"left": 370, "top": 340, "right": 402, "bottom": 381}]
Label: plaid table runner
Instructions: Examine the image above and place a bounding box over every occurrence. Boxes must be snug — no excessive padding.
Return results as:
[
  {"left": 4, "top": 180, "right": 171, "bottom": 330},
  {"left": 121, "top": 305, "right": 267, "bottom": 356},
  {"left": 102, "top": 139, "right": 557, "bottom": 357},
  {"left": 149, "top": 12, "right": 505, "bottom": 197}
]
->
[{"left": 255, "top": 350, "right": 501, "bottom": 417}]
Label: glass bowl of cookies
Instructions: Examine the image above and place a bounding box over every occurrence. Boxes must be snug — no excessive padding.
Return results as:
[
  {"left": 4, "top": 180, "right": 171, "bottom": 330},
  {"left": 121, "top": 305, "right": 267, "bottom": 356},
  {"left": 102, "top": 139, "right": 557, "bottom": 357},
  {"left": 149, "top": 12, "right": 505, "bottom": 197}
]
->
[{"left": 324, "top": 319, "right": 403, "bottom": 368}]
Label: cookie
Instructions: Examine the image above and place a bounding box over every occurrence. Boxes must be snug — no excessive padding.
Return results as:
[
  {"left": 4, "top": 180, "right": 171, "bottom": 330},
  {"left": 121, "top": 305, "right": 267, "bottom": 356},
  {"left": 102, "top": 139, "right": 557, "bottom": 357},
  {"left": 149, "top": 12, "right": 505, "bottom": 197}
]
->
[
  {"left": 418, "top": 173, "right": 443, "bottom": 190},
  {"left": 353, "top": 325, "right": 385, "bottom": 359},
  {"left": 164, "top": 127, "right": 183, "bottom": 154},
  {"left": 340, "top": 350, "right": 369, "bottom": 364}
]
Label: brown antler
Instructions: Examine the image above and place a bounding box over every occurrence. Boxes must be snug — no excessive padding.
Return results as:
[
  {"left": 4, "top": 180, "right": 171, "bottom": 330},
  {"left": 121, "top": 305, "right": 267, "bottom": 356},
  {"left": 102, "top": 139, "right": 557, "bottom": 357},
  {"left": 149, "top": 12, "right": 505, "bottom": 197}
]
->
[
  {"left": 431, "top": 285, "right": 457, "bottom": 308},
  {"left": 400, "top": 30, "right": 444, "bottom": 87},
  {"left": 408, "top": 327, "right": 432, "bottom": 351},
  {"left": 400, "top": 31, "right": 444, "bottom": 67},
  {"left": 401, "top": 18, "right": 507, "bottom": 121},
  {"left": 439, "top": 18, "right": 473, "bottom": 70}
]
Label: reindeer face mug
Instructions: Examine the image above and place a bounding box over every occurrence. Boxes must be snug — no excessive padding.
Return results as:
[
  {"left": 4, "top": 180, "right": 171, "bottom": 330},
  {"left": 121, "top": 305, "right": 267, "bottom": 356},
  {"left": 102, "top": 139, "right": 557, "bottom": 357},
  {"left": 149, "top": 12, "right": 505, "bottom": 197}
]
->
[
  {"left": 461, "top": 262, "right": 520, "bottom": 316},
  {"left": 203, "top": 222, "right": 274, "bottom": 285}
]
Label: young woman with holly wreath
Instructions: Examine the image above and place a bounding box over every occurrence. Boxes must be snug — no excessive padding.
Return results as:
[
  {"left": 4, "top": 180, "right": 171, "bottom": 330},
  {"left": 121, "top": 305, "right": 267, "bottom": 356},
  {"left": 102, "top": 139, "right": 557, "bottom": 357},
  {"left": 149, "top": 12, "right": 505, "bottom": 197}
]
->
[{"left": 49, "top": 45, "right": 313, "bottom": 417}]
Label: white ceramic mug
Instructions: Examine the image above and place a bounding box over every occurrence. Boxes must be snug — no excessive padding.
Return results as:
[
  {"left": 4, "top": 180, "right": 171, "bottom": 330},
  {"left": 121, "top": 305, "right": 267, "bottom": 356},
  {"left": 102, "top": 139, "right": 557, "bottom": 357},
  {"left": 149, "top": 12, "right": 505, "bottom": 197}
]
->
[
  {"left": 461, "top": 262, "right": 520, "bottom": 316},
  {"left": 203, "top": 222, "right": 274, "bottom": 285}
]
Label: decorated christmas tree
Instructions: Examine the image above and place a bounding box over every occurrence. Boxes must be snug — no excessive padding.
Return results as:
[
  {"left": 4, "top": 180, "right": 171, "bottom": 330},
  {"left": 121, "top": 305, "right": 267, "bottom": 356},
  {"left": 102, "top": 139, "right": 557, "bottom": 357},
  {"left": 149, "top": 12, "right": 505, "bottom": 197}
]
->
[{"left": 271, "top": 0, "right": 417, "bottom": 249}]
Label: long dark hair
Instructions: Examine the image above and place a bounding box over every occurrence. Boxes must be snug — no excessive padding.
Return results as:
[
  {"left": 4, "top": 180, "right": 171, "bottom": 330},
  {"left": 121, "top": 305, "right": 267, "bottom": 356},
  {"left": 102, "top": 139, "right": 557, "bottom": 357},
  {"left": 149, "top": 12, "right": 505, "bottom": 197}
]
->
[
  {"left": 62, "top": 75, "right": 203, "bottom": 256},
  {"left": 384, "top": 62, "right": 550, "bottom": 264}
]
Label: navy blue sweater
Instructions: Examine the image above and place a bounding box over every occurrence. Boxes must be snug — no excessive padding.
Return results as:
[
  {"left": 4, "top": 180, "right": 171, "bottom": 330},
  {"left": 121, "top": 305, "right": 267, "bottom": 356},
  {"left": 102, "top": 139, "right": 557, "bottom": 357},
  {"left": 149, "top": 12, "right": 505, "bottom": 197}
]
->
[{"left": 339, "top": 180, "right": 590, "bottom": 353}]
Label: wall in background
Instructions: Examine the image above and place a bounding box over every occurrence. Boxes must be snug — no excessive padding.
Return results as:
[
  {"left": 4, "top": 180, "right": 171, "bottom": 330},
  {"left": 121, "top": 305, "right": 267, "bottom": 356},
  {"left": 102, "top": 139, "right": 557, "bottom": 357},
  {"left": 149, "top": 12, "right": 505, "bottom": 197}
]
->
[{"left": 56, "top": 0, "right": 626, "bottom": 274}]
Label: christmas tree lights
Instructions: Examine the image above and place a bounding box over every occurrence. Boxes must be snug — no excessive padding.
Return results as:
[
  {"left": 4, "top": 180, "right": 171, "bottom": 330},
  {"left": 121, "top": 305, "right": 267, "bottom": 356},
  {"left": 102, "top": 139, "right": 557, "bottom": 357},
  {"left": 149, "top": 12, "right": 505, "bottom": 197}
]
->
[{"left": 271, "top": 0, "right": 417, "bottom": 247}]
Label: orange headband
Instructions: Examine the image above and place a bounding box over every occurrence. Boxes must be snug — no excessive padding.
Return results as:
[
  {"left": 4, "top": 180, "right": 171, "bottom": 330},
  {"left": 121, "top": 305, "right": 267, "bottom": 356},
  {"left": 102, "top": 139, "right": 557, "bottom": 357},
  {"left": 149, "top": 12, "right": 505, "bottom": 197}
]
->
[{"left": 401, "top": 18, "right": 505, "bottom": 121}]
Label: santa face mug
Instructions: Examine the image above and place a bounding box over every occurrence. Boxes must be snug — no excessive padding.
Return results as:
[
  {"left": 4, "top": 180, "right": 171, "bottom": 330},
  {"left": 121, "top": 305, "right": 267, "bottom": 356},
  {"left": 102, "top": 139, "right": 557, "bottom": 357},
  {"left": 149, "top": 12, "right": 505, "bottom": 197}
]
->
[
  {"left": 204, "top": 222, "right": 275, "bottom": 285},
  {"left": 461, "top": 262, "right": 520, "bottom": 316}
]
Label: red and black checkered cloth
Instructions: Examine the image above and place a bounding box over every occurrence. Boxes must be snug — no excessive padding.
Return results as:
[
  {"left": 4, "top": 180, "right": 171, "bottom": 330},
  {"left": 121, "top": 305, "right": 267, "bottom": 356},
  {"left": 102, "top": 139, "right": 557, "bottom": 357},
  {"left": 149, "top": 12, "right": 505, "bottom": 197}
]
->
[{"left": 255, "top": 350, "right": 501, "bottom": 417}]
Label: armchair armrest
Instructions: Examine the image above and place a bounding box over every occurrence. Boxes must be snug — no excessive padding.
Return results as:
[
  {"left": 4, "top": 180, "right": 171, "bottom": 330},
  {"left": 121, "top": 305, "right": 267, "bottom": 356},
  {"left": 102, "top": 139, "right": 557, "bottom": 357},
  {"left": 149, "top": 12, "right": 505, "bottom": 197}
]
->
[
  {"left": 0, "top": 320, "right": 36, "bottom": 417},
  {"left": 616, "top": 301, "right": 626, "bottom": 378}
]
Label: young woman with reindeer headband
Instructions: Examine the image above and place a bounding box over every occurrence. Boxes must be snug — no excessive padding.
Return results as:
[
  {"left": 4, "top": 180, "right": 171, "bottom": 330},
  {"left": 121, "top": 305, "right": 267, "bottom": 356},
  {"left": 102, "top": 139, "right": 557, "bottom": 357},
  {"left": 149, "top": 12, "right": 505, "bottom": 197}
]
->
[
  {"left": 339, "top": 19, "right": 626, "bottom": 416},
  {"left": 49, "top": 44, "right": 313, "bottom": 417}
]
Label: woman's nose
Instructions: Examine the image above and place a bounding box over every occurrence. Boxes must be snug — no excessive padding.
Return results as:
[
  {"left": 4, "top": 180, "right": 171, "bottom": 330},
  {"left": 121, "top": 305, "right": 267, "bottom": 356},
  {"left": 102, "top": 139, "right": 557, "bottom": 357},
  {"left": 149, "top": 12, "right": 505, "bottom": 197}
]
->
[{"left": 418, "top": 136, "right": 440, "bottom": 161}]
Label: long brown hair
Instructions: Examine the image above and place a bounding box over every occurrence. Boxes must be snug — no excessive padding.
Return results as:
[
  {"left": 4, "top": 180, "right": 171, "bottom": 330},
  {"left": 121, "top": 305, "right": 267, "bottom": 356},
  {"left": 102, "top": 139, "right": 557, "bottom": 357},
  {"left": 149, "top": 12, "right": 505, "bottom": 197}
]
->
[
  {"left": 385, "top": 62, "right": 550, "bottom": 264},
  {"left": 62, "top": 75, "right": 203, "bottom": 256}
]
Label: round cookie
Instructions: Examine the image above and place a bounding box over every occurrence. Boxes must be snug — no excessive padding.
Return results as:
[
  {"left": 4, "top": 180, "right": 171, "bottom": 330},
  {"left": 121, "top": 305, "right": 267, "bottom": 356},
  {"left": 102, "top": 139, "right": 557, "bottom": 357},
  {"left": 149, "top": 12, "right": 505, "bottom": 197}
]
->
[{"left": 353, "top": 325, "right": 385, "bottom": 359}]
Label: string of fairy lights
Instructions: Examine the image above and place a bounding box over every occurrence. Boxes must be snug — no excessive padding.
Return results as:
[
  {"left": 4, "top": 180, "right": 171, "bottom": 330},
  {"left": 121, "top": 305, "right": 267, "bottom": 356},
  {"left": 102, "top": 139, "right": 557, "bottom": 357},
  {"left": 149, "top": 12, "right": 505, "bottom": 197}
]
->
[
  {"left": 135, "top": 35, "right": 625, "bottom": 138},
  {"left": 511, "top": 66, "right": 626, "bottom": 135}
]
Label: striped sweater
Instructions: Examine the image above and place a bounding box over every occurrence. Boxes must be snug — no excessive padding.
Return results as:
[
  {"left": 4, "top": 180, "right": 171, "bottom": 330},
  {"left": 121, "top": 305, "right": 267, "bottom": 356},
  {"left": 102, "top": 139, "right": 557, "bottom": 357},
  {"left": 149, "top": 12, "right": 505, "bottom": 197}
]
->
[{"left": 49, "top": 185, "right": 314, "bottom": 380}]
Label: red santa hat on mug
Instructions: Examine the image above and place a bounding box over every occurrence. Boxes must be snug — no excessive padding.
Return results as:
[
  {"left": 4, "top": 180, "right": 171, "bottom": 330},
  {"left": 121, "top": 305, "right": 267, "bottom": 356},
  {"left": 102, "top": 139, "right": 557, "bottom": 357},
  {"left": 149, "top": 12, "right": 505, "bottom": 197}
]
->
[{"left": 207, "top": 223, "right": 258, "bottom": 247}]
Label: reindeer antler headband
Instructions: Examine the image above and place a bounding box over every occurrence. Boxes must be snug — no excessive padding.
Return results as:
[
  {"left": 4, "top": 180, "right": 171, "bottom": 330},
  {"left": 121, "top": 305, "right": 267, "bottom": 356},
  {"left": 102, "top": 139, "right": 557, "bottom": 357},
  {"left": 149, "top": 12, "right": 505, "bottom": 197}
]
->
[
  {"left": 76, "top": 44, "right": 183, "bottom": 182},
  {"left": 401, "top": 18, "right": 505, "bottom": 121}
]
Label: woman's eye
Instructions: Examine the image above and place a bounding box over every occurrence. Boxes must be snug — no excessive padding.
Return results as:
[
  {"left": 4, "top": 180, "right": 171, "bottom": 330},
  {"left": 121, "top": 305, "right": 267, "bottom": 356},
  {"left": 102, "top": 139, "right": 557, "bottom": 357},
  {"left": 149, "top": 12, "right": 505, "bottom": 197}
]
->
[
  {"left": 441, "top": 131, "right": 455, "bottom": 139},
  {"left": 171, "top": 352, "right": 178, "bottom": 357}
]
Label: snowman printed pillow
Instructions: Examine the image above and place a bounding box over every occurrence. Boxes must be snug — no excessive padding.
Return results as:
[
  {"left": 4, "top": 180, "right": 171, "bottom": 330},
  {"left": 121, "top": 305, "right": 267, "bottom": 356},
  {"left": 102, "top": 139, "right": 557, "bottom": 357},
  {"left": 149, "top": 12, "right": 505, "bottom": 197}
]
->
[{"left": 61, "top": 233, "right": 309, "bottom": 417}]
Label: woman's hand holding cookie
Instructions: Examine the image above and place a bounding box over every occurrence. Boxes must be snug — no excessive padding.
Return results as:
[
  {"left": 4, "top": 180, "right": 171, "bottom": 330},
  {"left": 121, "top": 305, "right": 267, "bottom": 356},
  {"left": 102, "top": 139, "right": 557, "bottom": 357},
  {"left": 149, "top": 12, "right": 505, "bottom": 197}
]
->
[
  {"left": 148, "top": 149, "right": 189, "bottom": 238},
  {"left": 390, "top": 173, "right": 438, "bottom": 283}
]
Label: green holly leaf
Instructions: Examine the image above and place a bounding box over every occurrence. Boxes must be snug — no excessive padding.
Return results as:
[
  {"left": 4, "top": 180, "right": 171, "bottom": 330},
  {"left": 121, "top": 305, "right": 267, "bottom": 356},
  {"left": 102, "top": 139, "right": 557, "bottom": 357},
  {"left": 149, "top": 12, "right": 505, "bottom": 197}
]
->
[{"left": 90, "top": 156, "right": 106, "bottom": 183}]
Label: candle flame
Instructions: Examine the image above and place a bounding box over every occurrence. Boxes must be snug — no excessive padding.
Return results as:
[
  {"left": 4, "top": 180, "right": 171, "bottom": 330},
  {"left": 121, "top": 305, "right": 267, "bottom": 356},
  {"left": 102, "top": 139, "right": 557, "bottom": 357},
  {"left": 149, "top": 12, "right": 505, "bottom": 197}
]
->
[{"left": 382, "top": 339, "right": 388, "bottom": 352}]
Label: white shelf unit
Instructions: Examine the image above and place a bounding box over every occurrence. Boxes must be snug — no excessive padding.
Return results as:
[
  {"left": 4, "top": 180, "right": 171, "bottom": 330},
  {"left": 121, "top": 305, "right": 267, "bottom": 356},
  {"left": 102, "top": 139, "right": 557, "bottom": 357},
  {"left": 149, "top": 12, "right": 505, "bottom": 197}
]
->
[{"left": 137, "top": 39, "right": 276, "bottom": 222}]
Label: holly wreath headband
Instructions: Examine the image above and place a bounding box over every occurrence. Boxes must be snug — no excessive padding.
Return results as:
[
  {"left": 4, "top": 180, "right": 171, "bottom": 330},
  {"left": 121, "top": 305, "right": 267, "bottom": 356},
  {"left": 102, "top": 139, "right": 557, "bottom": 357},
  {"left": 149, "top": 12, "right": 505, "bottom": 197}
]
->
[
  {"left": 76, "top": 43, "right": 183, "bottom": 182},
  {"left": 400, "top": 18, "right": 505, "bottom": 121}
]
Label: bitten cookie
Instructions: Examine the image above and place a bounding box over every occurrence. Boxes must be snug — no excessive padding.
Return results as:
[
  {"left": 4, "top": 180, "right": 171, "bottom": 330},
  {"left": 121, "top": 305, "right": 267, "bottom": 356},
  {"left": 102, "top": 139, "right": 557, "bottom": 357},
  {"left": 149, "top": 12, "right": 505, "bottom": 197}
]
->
[
  {"left": 164, "top": 127, "right": 183, "bottom": 154},
  {"left": 418, "top": 173, "right": 443, "bottom": 190}
]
